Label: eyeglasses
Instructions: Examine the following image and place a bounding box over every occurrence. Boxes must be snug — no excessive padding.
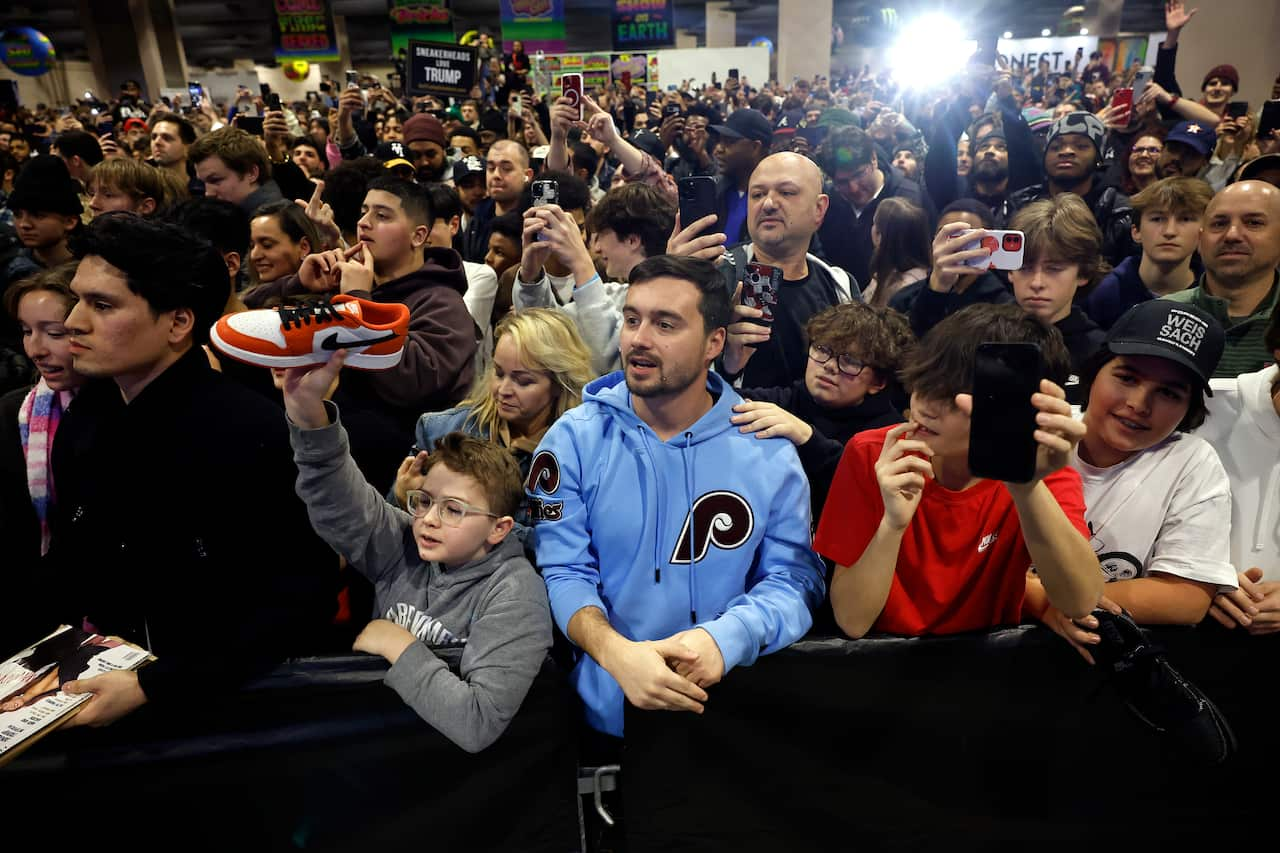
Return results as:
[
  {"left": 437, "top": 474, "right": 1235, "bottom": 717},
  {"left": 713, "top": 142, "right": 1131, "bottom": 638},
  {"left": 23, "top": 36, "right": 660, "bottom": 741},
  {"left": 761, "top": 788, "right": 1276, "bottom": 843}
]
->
[
  {"left": 808, "top": 344, "right": 867, "bottom": 377},
  {"left": 405, "top": 491, "right": 499, "bottom": 527},
  {"left": 1130, "top": 146, "right": 1162, "bottom": 155}
]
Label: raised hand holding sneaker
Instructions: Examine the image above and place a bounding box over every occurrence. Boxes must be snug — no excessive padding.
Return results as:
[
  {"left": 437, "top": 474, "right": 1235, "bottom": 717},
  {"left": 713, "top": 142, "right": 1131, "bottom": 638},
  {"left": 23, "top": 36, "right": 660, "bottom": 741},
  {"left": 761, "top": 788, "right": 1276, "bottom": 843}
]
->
[{"left": 209, "top": 295, "right": 410, "bottom": 371}]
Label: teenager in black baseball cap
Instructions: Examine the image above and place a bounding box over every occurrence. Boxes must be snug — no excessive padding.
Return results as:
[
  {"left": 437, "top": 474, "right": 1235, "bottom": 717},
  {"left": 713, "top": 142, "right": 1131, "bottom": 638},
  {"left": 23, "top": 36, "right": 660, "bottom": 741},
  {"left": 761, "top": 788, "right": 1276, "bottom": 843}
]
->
[{"left": 1029, "top": 299, "right": 1236, "bottom": 663}]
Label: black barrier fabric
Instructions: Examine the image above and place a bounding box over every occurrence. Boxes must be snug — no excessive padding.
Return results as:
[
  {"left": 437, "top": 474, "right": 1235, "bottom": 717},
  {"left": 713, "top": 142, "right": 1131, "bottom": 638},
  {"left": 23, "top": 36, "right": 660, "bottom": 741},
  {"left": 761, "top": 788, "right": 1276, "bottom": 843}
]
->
[
  {"left": 624, "top": 624, "right": 1276, "bottom": 852},
  {"left": 0, "top": 653, "right": 579, "bottom": 852}
]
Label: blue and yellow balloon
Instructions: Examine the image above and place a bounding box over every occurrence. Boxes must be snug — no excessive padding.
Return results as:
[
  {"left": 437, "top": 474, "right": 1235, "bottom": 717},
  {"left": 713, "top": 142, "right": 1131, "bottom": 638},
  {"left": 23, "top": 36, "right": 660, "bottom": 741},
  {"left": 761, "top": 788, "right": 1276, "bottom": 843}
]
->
[
  {"left": 1, "top": 27, "right": 57, "bottom": 77},
  {"left": 748, "top": 36, "right": 773, "bottom": 54}
]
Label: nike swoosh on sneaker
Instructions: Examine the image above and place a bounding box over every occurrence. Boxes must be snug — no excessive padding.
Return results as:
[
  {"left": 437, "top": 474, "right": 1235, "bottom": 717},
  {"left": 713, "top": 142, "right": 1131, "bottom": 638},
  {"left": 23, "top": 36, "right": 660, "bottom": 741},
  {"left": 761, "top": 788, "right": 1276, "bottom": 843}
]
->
[{"left": 320, "top": 331, "right": 401, "bottom": 351}]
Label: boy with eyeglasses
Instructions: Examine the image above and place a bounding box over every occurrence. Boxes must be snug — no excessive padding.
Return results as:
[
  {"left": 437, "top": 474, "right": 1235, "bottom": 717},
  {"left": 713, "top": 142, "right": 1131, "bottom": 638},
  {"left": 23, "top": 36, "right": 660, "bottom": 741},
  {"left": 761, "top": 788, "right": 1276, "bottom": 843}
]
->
[
  {"left": 730, "top": 301, "right": 913, "bottom": 518},
  {"left": 281, "top": 350, "right": 552, "bottom": 753}
]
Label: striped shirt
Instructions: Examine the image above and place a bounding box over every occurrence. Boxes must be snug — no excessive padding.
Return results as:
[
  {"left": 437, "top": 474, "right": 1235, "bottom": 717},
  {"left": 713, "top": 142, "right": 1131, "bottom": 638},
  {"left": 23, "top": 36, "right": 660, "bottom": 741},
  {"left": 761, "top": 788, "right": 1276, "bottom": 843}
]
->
[{"left": 1164, "top": 274, "right": 1278, "bottom": 378}]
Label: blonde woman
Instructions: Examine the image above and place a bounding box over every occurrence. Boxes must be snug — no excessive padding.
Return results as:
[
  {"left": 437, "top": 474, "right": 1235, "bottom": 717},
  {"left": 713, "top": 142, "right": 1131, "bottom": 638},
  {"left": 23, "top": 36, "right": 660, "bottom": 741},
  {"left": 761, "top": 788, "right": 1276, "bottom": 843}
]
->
[{"left": 392, "top": 308, "right": 594, "bottom": 516}]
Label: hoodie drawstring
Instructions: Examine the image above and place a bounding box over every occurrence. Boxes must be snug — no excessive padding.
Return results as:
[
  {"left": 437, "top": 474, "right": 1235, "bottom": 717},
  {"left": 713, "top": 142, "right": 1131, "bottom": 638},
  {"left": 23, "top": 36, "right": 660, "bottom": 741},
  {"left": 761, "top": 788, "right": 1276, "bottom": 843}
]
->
[
  {"left": 638, "top": 425, "right": 664, "bottom": 583},
  {"left": 683, "top": 432, "right": 698, "bottom": 625}
]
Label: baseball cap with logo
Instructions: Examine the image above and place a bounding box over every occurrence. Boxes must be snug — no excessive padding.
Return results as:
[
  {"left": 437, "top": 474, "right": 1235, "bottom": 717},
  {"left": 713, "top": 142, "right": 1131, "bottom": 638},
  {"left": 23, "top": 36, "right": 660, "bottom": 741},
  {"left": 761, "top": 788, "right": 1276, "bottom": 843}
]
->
[
  {"left": 452, "top": 155, "right": 485, "bottom": 183},
  {"left": 1165, "top": 121, "right": 1217, "bottom": 158},
  {"left": 709, "top": 108, "right": 773, "bottom": 147},
  {"left": 374, "top": 141, "right": 413, "bottom": 171},
  {"left": 1105, "top": 301, "right": 1225, "bottom": 393}
]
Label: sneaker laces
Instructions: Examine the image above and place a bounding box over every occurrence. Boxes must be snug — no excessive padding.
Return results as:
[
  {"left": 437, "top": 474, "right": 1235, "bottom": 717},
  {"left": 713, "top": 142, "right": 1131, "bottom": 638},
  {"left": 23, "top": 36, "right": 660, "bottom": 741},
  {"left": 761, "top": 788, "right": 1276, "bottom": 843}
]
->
[{"left": 278, "top": 300, "right": 345, "bottom": 331}]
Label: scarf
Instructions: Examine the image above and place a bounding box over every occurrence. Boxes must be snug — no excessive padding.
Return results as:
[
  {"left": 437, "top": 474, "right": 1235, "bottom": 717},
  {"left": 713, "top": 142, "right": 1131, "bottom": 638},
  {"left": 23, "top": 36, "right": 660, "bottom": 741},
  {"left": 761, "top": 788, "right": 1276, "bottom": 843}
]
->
[{"left": 18, "top": 379, "right": 75, "bottom": 555}]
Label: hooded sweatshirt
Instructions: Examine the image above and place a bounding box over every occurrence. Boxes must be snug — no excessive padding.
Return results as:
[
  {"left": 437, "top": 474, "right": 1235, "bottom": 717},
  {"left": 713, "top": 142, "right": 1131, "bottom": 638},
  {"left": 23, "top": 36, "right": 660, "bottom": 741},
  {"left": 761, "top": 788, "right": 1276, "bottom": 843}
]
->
[
  {"left": 532, "top": 370, "right": 826, "bottom": 736},
  {"left": 291, "top": 404, "right": 553, "bottom": 753},
  {"left": 1203, "top": 365, "right": 1280, "bottom": 581}
]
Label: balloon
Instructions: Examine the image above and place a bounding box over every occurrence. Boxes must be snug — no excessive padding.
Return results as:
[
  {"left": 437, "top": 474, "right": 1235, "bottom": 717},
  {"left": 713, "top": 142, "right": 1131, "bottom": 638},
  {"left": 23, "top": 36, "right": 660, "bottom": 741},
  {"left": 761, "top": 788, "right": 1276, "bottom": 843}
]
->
[
  {"left": 460, "top": 30, "right": 478, "bottom": 45},
  {"left": 748, "top": 36, "right": 773, "bottom": 54},
  {"left": 1, "top": 27, "right": 57, "bottom": 77},
  {"left": 283, "top": 59, "right": 310, "bottom": 81}
]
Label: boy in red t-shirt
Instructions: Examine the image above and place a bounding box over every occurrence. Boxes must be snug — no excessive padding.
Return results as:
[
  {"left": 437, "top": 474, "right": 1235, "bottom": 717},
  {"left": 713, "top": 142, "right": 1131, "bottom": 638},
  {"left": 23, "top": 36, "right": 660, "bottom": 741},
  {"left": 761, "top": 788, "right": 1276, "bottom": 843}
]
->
[{"left": 814, "top": 303, "right": 1103, "bottom": 638}]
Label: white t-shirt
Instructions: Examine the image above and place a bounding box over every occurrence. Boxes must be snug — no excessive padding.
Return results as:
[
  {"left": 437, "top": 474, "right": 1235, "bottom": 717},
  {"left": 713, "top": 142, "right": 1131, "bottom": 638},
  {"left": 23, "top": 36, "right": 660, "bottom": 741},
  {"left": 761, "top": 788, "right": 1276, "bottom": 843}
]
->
[
  {"left": 1071, "top": 432, "right": 1237, "bottom": 592},
  {"left": 1202, "top": 364, "right": 1280, "bottom": 580}
]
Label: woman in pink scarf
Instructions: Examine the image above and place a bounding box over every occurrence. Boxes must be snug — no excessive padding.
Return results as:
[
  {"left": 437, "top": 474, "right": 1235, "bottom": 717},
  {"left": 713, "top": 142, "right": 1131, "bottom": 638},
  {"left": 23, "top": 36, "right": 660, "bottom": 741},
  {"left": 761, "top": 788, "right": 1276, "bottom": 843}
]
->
[{"left": 2, "top": 263, "right": 85, "bottom": 557}]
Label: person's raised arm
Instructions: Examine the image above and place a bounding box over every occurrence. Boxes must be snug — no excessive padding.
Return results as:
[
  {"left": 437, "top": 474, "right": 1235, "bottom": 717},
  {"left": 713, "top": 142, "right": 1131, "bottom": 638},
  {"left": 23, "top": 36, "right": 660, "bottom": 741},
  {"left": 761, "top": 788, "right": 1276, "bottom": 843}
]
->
[
  {"left": 960, "top": 380, "right": 1102, "bottom": 619},
  {"left": 828, "top": 422, "right": 935, "bottom": 638},
  {"left": 1140, "top": 82, "right": 1220, "bottom": 127},
  {"left": 546, "top": 95, "right": 576, "bottom": 173}
]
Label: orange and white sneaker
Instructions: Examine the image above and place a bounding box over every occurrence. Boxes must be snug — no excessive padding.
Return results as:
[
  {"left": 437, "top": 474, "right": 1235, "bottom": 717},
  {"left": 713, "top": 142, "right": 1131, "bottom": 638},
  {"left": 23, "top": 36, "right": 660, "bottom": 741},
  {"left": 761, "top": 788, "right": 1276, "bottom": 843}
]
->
[{"left": 209, "top": 295, "right": 410, "bottom": 371}]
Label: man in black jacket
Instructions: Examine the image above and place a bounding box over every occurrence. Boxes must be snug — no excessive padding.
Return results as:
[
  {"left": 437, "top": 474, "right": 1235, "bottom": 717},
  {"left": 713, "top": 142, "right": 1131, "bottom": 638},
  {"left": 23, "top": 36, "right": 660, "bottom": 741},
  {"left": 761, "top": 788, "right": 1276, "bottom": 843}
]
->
[
  {"left": 1006, "top": 111, "right": 1135, "bottom": 266},
  {"left": 816, "top": 124, "right": 932, "bottom": 288},
  {"left": 42, "top": 214, "right": 334, "bottom": 728},
  {"left": 707, "top": 109, "right": 774, "bottom": 246}
]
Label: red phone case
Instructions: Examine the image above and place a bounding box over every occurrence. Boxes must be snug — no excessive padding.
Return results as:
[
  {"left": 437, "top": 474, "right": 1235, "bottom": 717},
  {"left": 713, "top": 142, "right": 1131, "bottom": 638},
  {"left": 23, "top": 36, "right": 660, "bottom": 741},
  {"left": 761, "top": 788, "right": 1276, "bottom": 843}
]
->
[{"left": 562, "top": 74, "right": 583, "bottom": 120}]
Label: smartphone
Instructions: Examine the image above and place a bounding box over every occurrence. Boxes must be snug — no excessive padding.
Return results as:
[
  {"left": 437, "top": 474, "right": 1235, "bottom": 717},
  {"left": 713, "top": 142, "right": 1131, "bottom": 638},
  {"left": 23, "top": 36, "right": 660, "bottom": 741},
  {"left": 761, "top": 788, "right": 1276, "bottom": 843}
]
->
[
  {"left": 510, "top": 93, "right": 522, "bottom": 116},
  {"left": 1131, "top": 66, "right": 1154, "bottom": 104},
  {"left": 236, "top": 115, "right": 265, "bottom": 136},
  {"left": 621, "top": 70, "right": 632, "bottom": 91},
  {"left": 259, "top": 83, "right": 271, "bottom": 98},
  {"left": 531, "top": 179, "right": 559, "bottom": 208},
  {"left": 188, "top": 81, "right": 202, "bottom": 107},
  {"left": 1110, "top": 87, "right": 1134, "bottom": 125},
  {"left": 663, "top": 102, "right": 682, "bottom": 119},
  {"left": 956, "top": 229, "right": 1025, "bottom": 271},
  {"left": 265, "top": 92, "right": 282, "bottom": 112},
  {"left": 741, "top": 262, "right": 781, "bottom": 324},
  {"left": 1260, "top": 100, "right": 1280, "bottom": 136},
  {"left": 967, "top": 342, "right": 1043, "bottom": 484},
  {"left": 728, "top": 68, "right": 739, "bottom": 80},
  {"left": 345, "top": 69, "right": 360, "bottom": 89},
  {"left": 677, "top": 176, "right": 718, "bottom": 231},
  {"left": 562, "top": 73, "right": 584, "bottom": 121},
  {"left": 1227, "top": 101, "right": 1250, "bottom": 119}
]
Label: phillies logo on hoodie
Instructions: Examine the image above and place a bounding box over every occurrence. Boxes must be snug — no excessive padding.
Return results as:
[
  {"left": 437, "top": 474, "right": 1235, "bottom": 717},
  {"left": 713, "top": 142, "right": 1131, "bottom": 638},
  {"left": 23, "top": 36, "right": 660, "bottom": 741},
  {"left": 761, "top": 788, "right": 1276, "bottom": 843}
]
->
[
  {"left": 669, "top": 491, "right": 755, "bottom": 564},
  {"left": 525, "top": 450, "right": 564, "bottom": 521}
]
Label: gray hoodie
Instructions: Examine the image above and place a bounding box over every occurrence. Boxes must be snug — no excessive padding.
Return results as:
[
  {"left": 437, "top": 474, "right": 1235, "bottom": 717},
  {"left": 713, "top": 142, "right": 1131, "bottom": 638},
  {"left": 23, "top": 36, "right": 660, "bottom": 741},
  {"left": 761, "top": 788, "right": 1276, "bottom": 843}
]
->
[{"left": 290, "top": 406, "right": 553, "bottom": 753}]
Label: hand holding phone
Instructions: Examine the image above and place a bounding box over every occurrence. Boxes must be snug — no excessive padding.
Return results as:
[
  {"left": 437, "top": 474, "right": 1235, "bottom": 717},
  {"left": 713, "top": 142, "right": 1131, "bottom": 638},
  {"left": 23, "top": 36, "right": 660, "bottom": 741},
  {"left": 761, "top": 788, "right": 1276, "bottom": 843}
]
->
[
  {"left": 955, "top": 229, "right": 1025, "bottom": 271},
  {"left": 1110, "top": 87, "right": 1134, "bottom": 126},
  {"left": 562, "top": 73, "right": 584, "bottom": 121},
  {"left": 1227, "top": 101, "right": 1250, "bottom": 119},
  {"left": 677, "top": 176, "right": 717, "bottom": 237}
]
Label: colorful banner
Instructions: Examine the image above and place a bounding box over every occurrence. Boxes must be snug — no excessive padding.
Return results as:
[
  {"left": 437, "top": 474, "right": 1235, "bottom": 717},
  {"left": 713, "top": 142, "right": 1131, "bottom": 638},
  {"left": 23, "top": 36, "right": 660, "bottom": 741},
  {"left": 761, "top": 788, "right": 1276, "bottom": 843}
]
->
[
  {"left": 612, "top": 0, "right": 674, "bottom": 50},
  {"left": 271, "top": 0, "right": 341, "bottom": 63},
  {"left": 389, "top": 0, "right": 455, "bottom": 56},
  {"left": 610, "top": 53, "right": 647, "bottom": 86},
  {"left": 584, "top": 53, "right": 611, "bottom": 92},
  {"left": 499, "top": 0, "right": 566, "bottom": 55},
  {"left": 407, "top": 40, "right": 478, "bottom": 97}
]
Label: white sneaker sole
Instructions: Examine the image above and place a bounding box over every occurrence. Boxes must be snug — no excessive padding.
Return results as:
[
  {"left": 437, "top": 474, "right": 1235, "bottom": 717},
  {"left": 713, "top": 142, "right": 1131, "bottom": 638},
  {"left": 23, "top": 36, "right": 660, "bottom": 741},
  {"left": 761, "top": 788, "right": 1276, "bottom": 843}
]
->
[{"left": 209, "top": 327, "right": 405, "bottom": 371}]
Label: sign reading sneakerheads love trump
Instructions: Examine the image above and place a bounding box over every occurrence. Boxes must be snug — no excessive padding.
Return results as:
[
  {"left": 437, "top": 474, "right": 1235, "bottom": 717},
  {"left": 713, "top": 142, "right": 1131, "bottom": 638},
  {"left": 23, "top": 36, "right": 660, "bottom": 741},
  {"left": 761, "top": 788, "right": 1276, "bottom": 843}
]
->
[{"left": 408, "top": 40, "right": 478, "bottom": 97}]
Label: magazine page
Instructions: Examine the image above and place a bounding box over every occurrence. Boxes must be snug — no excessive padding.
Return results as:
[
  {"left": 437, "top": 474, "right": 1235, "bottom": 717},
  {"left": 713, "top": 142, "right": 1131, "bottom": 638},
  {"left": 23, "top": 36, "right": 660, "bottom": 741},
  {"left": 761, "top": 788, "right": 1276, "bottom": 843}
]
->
[{"left": 0, "top": 626, "right": 153, "bottom": 765}]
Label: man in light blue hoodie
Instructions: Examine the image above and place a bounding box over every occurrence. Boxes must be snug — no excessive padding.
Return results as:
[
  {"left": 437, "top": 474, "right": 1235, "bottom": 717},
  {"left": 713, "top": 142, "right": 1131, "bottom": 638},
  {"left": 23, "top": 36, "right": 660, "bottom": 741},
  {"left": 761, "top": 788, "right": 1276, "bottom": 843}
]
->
[{"left": 529, "top": 254, "right": 826, "bottom": 738}]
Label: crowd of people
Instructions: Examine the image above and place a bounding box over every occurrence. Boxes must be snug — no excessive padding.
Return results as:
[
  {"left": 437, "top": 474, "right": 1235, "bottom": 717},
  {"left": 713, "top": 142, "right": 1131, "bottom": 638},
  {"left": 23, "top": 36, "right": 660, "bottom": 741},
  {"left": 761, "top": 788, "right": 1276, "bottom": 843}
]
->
[{"left": 0, "top": 1, "right": 1276, "bottom": 798}]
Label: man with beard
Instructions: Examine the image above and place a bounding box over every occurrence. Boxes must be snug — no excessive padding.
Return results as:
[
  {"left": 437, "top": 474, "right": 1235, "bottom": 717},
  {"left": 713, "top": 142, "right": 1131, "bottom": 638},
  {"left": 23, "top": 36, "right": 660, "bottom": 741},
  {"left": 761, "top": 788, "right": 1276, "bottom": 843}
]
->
[
  {"left": 707, "top": 109, "right": 773, "bottom": 245},
  {"left": 1156, "top": 120, "right": 1217, "bottom": 182},
  {"left": 530, "top": 253, "right": 824, "bottom": 745},
  {"left": 147, "top": 112, "right": 203, "bottom": 197},
  {"left": 966, "top": 130, "right": 1016, "bottom": 226},
  {"left": 1164, "top": 180, "right": 1280, "bottom": 377},
  {"left": 1007, "top": 111, "right": 1135, "bottom": 265}
]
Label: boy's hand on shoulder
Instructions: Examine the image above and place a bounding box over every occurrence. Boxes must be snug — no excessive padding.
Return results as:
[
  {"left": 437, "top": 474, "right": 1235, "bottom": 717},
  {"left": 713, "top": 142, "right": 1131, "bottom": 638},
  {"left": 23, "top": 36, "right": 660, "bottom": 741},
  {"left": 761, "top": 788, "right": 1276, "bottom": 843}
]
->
[
  {"left": 354, "top": 619, "right": 417, "bottom": 664},
  {"left": 957, "top": 379, "right": 1082, "bottom": 489},
  {"left": 730, "top": 400, "right": 813, "bottom": 446}
]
